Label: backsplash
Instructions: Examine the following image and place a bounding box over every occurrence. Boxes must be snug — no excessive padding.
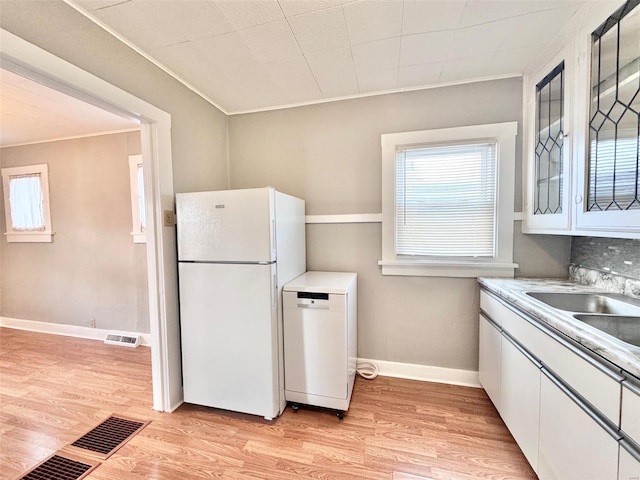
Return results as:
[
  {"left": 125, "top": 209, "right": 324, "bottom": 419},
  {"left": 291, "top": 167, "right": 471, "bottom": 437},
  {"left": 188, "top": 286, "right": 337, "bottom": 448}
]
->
[
  {"left": 571, "top": 237, "right": 640, "bottom": 279},
  {"left": 570, "top": 237, "right": 640, "bottom": 298}
]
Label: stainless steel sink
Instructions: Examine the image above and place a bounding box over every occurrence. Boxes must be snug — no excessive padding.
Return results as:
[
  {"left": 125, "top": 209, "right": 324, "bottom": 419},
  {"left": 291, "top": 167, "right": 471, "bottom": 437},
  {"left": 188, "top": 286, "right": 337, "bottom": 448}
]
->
[
  {"left": 526, "top": 291, "right": 640, "bottom": 315},
  {"left": 573, "top": 314, "right": 640, "bottom": 348}
]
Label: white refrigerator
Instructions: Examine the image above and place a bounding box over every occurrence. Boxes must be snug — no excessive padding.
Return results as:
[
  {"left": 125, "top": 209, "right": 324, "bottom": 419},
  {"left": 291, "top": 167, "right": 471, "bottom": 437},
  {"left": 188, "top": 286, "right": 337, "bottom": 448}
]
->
[{"left": 176, "top": 187, "right": 306, "bottom": 419}]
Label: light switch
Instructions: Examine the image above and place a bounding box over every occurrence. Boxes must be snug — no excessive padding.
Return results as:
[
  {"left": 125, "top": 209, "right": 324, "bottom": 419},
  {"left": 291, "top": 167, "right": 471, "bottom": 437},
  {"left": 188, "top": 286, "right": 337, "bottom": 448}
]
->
[{"left": 163, "top": 210, "right": 175, "bottom": 227}]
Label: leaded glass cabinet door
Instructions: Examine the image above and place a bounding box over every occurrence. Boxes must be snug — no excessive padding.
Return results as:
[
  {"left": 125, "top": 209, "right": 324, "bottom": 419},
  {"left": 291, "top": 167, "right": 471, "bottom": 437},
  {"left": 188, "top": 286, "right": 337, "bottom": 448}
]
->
[
  {"left": 535, "top": 63, "right": 565, "bottom": 216},
  {"left": 575, "top": 0, "right": 640, "bottom": 236},
  {"left": 524, "top": 47, "right": 573, "bottom": 232}
]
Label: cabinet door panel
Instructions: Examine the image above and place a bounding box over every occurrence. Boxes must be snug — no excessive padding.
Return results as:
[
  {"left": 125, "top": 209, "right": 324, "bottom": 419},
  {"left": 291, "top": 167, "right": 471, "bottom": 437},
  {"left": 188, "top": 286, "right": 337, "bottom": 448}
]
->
[
  {"left": 501, "top": 337, "right": 540, "bottom": 472},
  {"left": 539, "top": 374, "right": 618, "bottom": 480},
  {"left": 619, "top": 443, "right": 640, "bottom": 480},
  {"left": 479, "top": 314, "right": 501, "bottom": 410},
  {"left": 523, "top": 45, "right": 573, "bottom": 233},
  {"left": 621, "top": 383, "right": 640, "bottom": 443}
]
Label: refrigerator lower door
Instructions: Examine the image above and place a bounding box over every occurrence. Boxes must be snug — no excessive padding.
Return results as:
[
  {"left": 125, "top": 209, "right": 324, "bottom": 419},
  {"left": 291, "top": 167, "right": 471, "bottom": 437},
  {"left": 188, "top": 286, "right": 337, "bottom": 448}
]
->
[{"left": 179, "top": 262, "right": 280, "bottom": 419}]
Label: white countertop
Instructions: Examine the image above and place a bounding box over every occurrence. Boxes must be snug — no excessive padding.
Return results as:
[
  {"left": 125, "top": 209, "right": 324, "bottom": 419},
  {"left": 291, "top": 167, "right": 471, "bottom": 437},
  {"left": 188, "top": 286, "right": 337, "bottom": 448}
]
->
[
  {"left": 479, "top": 277, "right": 640, "bottom": 380},
  {"left": 284, "top": 271, "right": 357, "bottom": 294}
]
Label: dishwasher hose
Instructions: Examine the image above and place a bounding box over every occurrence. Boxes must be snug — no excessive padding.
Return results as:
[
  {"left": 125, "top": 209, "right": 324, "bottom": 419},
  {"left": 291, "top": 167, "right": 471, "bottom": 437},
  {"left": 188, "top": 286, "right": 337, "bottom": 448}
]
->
[{"left": 356, "top": 361, "right": 379, "bottom": 380}]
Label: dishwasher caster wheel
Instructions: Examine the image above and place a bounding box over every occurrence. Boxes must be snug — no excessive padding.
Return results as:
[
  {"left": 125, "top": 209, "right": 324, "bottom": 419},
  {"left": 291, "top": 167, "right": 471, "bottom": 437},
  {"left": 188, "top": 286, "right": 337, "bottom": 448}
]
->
[
  {"left": 336, "top": 411, "right": 344, "bottom": 420},
  {"left": 291, "top": 403, "right": 300, "bottom": 412}
]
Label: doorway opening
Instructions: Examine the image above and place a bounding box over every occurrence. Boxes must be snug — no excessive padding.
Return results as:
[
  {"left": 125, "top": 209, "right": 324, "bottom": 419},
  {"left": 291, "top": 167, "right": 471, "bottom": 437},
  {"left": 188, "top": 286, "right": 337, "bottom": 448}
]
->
[{"left": 0, "top": 28, "right": 182, "bottom": 412}]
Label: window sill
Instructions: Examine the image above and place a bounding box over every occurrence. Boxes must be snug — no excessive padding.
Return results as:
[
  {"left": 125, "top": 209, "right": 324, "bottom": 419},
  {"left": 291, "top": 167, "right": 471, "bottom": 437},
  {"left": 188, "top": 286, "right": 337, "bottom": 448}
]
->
[
  {"left": 378, "top": 259, "right": 518, "bottom": 278},
  {"left": 5, "top": 231, "right": 54, "bottom": 243}
]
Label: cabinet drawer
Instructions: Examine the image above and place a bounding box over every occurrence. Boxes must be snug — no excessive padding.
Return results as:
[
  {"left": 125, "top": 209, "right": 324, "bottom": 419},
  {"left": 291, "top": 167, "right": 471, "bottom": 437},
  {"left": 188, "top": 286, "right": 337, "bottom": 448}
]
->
[
  {"left": 622, "top": 382, "right": 640, "bottom": 443},
  {"left": 480, "top": 291, "right": 506, "bottom": 327},
  {"left": 481, "top": 290, "right": 621, "bottom": 423}
]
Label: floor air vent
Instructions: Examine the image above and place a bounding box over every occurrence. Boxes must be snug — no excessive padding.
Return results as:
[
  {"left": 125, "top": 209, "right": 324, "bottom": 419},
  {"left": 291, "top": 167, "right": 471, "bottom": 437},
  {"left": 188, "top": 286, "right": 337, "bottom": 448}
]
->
[
  {"left": 20, "top": 454, "right": 98, "bottom": 480},
  {"left": 104, "top": 333, "right": 141, "bottom": 347},
  {"left": 67, "top": 416, "right": 148, "bottom": 459}
]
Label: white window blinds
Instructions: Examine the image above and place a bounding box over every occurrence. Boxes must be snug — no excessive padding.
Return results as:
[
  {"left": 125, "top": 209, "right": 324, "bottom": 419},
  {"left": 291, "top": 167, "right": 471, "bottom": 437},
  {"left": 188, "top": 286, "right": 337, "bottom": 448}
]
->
[
  {"left": 136, "top": 163, "right": 146, "bottom": 231},
  {"left": 395, "top": 142, "right": 497, "bottom": 257},
  {"left": 128, "top": 155, "right": 146, "bottom": 243},
  {"left": 588, "top": 133, "right": 639, "bottom": 210},
  {"left": 8, "top": 173, "right": 45, "bottom": 231}
]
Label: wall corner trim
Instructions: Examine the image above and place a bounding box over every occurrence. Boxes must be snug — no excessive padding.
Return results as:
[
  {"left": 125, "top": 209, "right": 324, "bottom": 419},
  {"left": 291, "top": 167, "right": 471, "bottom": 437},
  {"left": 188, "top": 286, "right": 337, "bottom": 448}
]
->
[
  {"left": 358, "top": 357, "right": 480, "bottom": 388},
  {"left": 0, "top": 316, "right": 152, "bottom": 346}
]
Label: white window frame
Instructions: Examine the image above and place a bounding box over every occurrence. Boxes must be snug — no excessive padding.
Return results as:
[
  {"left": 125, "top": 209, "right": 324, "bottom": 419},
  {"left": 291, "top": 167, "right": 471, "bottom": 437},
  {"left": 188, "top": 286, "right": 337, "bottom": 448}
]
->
[
  {"left": 1, "top": 163, "right": 53, "bottom": 243},
  {"left": 128, "top": 154, "right": 146, "bottom": 244},
  {"left": 379, "top": 122, "right": 518, "bottom": 278}
]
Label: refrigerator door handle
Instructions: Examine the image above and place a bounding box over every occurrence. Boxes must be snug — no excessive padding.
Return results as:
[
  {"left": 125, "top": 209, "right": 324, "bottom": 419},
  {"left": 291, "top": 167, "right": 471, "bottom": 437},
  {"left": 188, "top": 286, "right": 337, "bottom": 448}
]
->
[
  {"left": 271, "top": 219, "right": 276, "bottom": 260},
  {"left": 273, "top": 273, "right": 278, "bottom": 308}
]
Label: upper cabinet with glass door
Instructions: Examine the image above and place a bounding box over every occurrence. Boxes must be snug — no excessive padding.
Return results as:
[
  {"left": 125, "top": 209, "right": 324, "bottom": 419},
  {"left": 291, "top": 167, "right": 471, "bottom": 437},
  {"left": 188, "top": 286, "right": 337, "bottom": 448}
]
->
[
  {"left": 574, "top": 0, "right": 640, "bottom": 237},
  {"left": 524, "top": 0, "right": 640, "bottom": 238},
  {"left": 523, "top": 44, "right": 574, "bottom": 233}
]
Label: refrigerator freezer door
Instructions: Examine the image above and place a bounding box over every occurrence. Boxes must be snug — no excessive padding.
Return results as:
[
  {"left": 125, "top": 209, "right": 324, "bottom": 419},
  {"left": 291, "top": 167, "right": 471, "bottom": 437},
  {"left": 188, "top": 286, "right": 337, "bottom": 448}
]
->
[
  {"left": 179, "top": 262, "right": 281, "bottom": 418},
  {"left": 176, "top": 188, "right": 275, "bottom": 263}
]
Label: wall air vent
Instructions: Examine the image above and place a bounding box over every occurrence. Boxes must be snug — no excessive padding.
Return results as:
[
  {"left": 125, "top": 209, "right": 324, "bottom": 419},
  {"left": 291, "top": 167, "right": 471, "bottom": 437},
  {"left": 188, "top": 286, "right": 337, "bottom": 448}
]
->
[{"left": 104, "top": 333, "right": 141, "bottom": 348}]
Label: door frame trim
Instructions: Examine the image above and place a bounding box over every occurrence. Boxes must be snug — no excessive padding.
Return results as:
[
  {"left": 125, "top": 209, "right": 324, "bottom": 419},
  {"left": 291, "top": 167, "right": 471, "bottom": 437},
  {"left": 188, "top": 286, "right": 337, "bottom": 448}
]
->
[{"left": 0, "top": 28, "right": 181, "bottom": 412}]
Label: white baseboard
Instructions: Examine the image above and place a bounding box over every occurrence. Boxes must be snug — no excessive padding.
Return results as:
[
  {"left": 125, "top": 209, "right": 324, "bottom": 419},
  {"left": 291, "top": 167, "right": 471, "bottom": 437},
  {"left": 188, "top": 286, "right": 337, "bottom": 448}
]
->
[
  {"left": 358, "top": 357, "right": 480, "bottom": 388},
  {"left": 0, "top": 316, "right": 152, "bottom": 346},
  {"left": 0, "top": 318, "right": 477, "bottom": 387}
]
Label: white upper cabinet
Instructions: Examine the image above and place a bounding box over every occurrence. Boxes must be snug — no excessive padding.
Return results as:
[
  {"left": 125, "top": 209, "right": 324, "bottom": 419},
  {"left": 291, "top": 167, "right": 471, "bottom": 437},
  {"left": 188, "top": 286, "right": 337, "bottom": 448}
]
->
[
  {"left": 524, "top": 0, "right": 640, "bottom": 239},
  {"left": 524, "top": 43, "right": 575, "bottom": 232}
]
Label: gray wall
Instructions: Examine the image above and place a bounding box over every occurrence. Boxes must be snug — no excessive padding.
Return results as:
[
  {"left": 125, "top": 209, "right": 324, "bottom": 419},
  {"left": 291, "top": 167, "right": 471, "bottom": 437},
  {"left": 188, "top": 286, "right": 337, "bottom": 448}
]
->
[
  {"left": 0, "top": 2, "right": 573, "bottom": 372},
  {"left": 0, "top": 0, "right": 229, "bottom": 195},
  {"left": 0, "top": 0, "right": 228, "bottom": 333},
  {"left": 0, "top": 132, "right": 150, "bottom": 332},
  {"left": 229, "top": 79, "right": 571, "bottom": 371}
]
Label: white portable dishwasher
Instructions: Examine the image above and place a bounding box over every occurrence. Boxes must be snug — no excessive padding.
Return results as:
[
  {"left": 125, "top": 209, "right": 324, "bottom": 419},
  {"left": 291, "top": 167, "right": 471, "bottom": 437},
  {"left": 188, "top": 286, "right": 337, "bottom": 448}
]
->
[{"left": 283, "top": 271, "right": 357, "bottom": 419}]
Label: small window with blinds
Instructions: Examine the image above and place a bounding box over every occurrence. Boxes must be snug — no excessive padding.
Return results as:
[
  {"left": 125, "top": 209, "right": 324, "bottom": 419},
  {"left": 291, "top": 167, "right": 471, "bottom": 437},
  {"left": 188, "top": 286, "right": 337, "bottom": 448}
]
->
[
  {"left": 380, "top": 122, "right": 517, "bottom": 278},
  {"left": 1, "top": 164, "right": 53, "bottom": 243},
  {"left": 128, "top": 154, "right": 146, "bottom": 243},
  {"left": 395, "top": 142, "right": 497, "bottom": 258}
]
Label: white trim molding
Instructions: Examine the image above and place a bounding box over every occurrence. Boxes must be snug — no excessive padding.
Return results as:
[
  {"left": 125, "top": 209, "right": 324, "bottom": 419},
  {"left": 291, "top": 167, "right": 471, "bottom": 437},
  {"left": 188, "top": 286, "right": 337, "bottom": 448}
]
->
[
  {"left": 0, "top": 316, "right": 152, "bottom": 346},
  {"left": 358, "top": 357, "right": 480, "bottom": 388},
  {"left": 306, "top": 213, "right": 525, "bottom": 226},
  {"left": 380, "top": 121, "right": 519, "bottom": 278},
  {"left": 305, "top": 213, "right": 382, "bottom": 224}
]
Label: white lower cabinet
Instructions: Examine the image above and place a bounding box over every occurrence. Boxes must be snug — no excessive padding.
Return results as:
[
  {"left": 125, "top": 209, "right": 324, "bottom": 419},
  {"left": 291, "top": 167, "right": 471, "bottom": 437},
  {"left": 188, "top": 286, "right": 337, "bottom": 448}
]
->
[
  {"left": 538, "top": 373, "right": 619, "bottom": 480},
  {"left": 621, "top": 383, "right": 640, "bottom": 445},
  {"left": 479, "top": 289, "right": 637, "bottom": 480},
  {"left": 479, "top": 314, "right": 501, "bottom": 410},
  {"left": 619, "top": 443, "right": 640, "bottom": 480},
  {"left": 620, "top": 382, "right": 640, "bottom": 480},
  {"left": 500, "top": 336, "right": 541, "bottom": 471}
]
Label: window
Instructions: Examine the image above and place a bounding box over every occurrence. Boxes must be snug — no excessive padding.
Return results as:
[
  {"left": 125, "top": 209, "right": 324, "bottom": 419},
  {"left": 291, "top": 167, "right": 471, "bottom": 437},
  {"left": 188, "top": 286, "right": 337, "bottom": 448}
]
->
[
  {"left": 128, "top": 154, "right": 146, "bottom": 243},
  {"left": 1, "top": 164, "right": 53, "bottom": 243},
  {"left": 380, "top": 122, "right": 518, "bottom": 277}
]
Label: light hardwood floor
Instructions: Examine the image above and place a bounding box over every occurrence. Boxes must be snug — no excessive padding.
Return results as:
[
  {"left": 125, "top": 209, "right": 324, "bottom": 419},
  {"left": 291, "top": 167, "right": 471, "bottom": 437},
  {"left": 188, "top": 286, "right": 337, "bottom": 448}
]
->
[{"left": 0, "top": 328, "right": 536, "bottom": 480}]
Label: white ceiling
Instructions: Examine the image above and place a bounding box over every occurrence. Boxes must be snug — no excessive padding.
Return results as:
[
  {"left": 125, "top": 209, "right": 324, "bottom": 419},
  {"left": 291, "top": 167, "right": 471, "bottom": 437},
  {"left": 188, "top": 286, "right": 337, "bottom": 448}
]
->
[
  {"left": 68, "top": 0, "right": 614, "bottom": 114},
  {"left": 0, "top": 68, "right": 140, "bottom": 147},
  {"left": 0, "top": 0, "right": 621, "bottom": 147}
]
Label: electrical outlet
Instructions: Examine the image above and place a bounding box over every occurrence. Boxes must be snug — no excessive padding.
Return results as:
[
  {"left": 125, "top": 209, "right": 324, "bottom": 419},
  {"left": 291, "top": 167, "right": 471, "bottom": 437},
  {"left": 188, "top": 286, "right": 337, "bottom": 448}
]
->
[
  {"left": 90, "top": 318, "right": 96, "bottom": 328},
  {"left": 163, "top": 210, "right": 175, "bottom": 227}
]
